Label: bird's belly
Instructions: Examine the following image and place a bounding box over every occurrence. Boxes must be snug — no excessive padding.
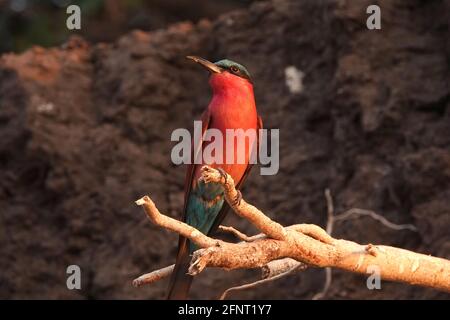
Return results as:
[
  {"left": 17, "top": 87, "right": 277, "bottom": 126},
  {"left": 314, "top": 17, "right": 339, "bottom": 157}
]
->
[{"left": 197, "top": 113, "right": 257, "bottom": 183}]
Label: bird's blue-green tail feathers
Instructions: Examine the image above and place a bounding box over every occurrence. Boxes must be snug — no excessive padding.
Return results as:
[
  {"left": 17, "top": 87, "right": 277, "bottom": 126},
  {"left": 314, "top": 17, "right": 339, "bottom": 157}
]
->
[
  {"left": 167, "top": 180, "right": 225, "bottom": 299},
  {"left": 185, "top": 180, "right": 225, "bottom": 252}
]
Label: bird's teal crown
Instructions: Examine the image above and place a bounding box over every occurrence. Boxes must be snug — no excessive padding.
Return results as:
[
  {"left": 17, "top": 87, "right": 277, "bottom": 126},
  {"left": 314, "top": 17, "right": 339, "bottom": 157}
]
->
[{"left": 214, "top": 59, "right": 252, "bottom": 82}]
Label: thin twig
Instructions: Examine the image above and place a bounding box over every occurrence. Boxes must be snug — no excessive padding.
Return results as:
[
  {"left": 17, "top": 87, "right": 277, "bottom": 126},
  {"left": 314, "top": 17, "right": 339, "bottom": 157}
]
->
[
  {"left": 132, "top": 264, "right": 174, "bottom": 287},
  {"left": 312, "top": 267, "right": 332, "bottom": 300},
  {"left": 219, "top": 262, "right": 306, "bottom": 300},
  {"left": 325, "top": 188, "right": 334, "bottom": 235},
  {"left": 219, "top": 225, "right": 255, "bottom": 242},
  {"left": 312, "top": 188, "right": 334, "bottom": 300},
  {"left": 335, "top": 208, "right": 418, "bottom": 232}
]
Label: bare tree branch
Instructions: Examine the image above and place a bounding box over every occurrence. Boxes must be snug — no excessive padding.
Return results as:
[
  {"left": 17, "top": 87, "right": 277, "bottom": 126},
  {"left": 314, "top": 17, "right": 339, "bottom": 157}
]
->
[{"left": 134, "top": 166, "right": 450, "bottom": 296}]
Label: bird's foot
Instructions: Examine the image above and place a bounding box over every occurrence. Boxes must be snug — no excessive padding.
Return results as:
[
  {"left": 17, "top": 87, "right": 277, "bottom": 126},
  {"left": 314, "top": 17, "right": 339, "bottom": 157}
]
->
[
  {"left": 216, "top": 167, "right": 228, "bottom": 184},
  {"left": 232, "top": 190, "right": 243, "bottom": 207}
]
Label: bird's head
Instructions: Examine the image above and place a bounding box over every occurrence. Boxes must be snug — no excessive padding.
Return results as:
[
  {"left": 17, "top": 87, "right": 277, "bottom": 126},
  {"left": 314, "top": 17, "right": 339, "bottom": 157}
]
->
[{"left": 186, "top": 56, "right": 253, "bottom": 93}]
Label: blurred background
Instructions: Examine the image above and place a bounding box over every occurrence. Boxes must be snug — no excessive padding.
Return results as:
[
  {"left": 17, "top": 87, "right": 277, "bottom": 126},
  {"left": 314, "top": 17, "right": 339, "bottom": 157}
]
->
[
  {"left": 0, "top": 0, "right": 449, "bottom": 300},
  {"left": 0, "top": 0, "right": 252, "bottom": 54}
]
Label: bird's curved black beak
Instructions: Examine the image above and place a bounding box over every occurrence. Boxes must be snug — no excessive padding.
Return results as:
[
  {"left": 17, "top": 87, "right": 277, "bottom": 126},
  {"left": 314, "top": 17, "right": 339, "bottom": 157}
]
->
[{"left": 186, "top": 56, "right": 222, "bottom": 73}]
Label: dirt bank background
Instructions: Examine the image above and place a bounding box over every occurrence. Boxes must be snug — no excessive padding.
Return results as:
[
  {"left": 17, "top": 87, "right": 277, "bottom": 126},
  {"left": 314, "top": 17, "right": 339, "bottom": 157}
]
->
[{"left": 0, "top": 0, "right": 449, "bottom": 299}]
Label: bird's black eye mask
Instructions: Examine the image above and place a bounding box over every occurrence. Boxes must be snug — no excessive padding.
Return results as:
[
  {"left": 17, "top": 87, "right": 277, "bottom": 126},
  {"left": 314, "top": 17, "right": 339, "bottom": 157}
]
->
[{"left": 214, "top": 59, "right": 252, "bottom": 83}]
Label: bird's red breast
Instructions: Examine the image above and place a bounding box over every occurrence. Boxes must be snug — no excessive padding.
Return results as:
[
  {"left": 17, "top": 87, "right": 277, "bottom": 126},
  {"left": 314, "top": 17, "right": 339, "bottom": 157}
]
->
[{"left": 192, "top": 71, "right": 258, "bottom": 184}]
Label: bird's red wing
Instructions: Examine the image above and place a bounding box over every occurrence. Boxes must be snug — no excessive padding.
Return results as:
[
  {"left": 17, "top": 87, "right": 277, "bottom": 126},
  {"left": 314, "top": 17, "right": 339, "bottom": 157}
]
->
[
  {"left": 235, "top": 115, "right": 263, "bottom": 191},
  {"left": 181, "top": 108, "right": 211, "bottom": 222},
  {"left": 209, "top": 115, "right": 263, "bottom": 233}
]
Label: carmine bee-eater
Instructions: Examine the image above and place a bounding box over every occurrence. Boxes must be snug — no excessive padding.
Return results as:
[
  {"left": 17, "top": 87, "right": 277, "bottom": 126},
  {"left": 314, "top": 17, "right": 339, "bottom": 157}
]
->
[{"left": 167, "top": 56, "right": 263, "bottom": 299}]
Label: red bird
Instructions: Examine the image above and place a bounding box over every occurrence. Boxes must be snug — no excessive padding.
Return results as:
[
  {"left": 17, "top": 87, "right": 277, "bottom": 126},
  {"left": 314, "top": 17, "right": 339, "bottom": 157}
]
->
[{"left": 167, "top": 56, "right": 262, "bottom": 299}]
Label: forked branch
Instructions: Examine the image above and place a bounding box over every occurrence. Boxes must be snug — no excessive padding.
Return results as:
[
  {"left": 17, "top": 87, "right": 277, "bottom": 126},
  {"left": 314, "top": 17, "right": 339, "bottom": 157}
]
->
[{"left": 134, "top": 166, "right": 450, "bottom": 294}]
